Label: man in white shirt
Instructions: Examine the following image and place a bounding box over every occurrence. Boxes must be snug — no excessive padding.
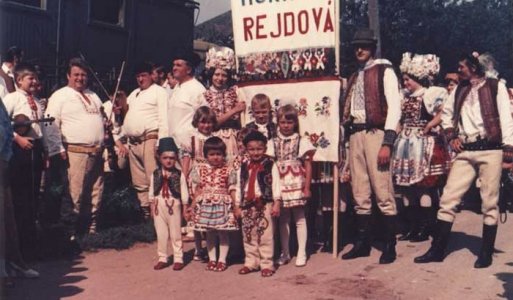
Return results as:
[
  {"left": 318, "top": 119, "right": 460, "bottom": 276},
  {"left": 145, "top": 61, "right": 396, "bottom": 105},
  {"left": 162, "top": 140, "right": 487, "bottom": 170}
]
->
[
  {"left": 124, "top": 62, "right": 169, "bottom": 219},
  {"left": 168, "top": 52, "right": 206, "bottom": 147},
  {"left": 45, "top": 58, "right": 105, "bottom": 239},
  {"left": 340, "top": 29, "right": 402, "bottom": 264},
  {"left": 415, "top": 53, "right": 513, "bottom": 268}
]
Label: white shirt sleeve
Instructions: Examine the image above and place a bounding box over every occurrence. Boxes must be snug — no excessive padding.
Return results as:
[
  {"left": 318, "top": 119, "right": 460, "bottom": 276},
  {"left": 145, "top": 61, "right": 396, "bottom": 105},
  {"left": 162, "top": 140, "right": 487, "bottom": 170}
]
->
[
  {"left": 272, "top": 163, "right": 281, "bottom": 201},
  {"left": 441, "top": 88, "right": 456, "bottom": 130},
  {"left": 180, "top": 172, "right": 189, "bottom": 205},
  {"left": 157, "top": 88, "right": 169, "bottom": 140},
  {"left": 45, "top": 92, "right": 65, "bottom": 156},
  {"left": 383, "top": 68, "right": 402, "bottom": 131},
  {"left": 235, "top": 168, "right": 241, "bottom": 206},
  {"left": 497, "top": 82, "right": 513, "bottom": 146}
]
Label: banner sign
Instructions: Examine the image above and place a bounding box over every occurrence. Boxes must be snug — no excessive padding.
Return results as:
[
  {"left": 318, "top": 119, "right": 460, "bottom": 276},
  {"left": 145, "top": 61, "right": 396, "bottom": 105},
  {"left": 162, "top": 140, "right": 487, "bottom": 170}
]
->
[{"left": 232, "top": 0, "right": 340, "bottom": 162}]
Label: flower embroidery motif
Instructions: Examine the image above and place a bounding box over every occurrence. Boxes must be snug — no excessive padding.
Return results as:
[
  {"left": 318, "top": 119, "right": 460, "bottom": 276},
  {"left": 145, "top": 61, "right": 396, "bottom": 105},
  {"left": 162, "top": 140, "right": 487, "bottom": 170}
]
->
[
  {"left": 314, "top": 96, "right": 331, "bottom": 117},
  {"left": 305, "top": 131, "right": 330, "bottom": 149},
  {"left": 296, "top": 97, "right": 308, "bottom": 117}
]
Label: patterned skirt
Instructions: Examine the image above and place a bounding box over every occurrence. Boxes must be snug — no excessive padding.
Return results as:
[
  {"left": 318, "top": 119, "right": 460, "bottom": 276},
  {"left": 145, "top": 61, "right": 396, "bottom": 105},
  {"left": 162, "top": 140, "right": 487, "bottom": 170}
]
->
[
  {"left": 193, "top": 192, "right": 239, "bottom": 231},
  {"left": 277, "top": 160, "right": 307, "bottom": 208},
  {"left": 392, "top": 127, "right": 450, "bottom": 187}
]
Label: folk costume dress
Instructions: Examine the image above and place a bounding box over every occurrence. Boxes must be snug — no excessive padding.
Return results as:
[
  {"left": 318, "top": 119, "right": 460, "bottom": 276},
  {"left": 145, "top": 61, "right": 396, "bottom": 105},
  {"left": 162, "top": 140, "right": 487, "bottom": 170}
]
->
[
  {"left": 189, "top": 162, "right": 238, "bottom": 232},
  {"left": 392, "top": 86, "right": 451, "bottom": 187},
  {"left": 179, "top": 129, "right": 212, "bottom": 165},
  {"left": 268, "top": 132, "right": 315, "bottom": 207},
  {"left": 200, "top": 85, "right": 245, "bottom": 161}
]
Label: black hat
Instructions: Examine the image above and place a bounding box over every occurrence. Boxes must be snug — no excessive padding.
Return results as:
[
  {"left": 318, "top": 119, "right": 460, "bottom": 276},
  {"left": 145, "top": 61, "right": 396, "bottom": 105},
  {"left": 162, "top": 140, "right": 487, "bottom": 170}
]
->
[
  {"left": 158, "top": 137, "right": 179, "bottom": 154},
  {"left": 351, "top": 28, "right": 377, "bottom": 46},
  {"left": 243, "top": 130, "right": 267, "bottom": 146},
  {"left": 134, "top": 61, "right": 154, "bottom": 75},
  {"left": 173, "top": 51, "right": 201, "bottom": 69}
]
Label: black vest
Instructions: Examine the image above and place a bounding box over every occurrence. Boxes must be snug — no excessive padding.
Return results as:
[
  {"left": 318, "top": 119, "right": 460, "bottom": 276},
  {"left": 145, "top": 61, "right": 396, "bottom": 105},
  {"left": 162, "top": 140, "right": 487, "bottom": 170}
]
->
[
  {"left": 152, "top": 167, "right": 182, "bottom": 199},
  {"left": 245, "top": 121, "right": 277, "bottom": 140},
  {"left": 239, "top": 156, "right": 275, "bottom": 208}
]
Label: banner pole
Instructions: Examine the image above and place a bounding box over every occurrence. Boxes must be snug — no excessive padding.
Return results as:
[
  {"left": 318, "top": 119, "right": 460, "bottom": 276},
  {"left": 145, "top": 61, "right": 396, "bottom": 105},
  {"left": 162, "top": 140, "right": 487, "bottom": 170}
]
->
[{"left": 332, "top": 0, "right": 341, "bottom": 259}]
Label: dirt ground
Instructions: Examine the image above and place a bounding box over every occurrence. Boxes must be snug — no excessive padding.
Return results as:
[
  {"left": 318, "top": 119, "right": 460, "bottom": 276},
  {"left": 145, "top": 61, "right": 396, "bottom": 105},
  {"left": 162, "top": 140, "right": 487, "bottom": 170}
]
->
[{"left": 6, "top": 210, "right": 513, "bottom": 300}]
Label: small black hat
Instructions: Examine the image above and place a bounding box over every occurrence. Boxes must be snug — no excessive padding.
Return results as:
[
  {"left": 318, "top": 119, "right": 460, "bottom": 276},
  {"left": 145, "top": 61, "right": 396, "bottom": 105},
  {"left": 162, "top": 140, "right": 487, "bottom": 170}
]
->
[
  {"left": 351, "top": 28, "right": 377, "bottom": 46},
  {"left": 243, "top": 130, "right": 267, "bottom": 146},
  {"left": 158, "top": 137, "right": 179, "bottom": 154},
  {"left": 134, "top": 61, "right": 154, "bottom": 75},
  {"left": 172, "top": 50, "right": 201, "bottom": 69}
]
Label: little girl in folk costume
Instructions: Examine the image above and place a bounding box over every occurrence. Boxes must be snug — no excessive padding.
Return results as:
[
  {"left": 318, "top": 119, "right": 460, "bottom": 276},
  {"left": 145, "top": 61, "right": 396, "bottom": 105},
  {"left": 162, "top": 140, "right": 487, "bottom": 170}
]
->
[
  {"left": 189, "top": 137, "right": 239, "bottom": 272},
  {"left": 180, "top": 106, "right": 217, "bottom": 261},
  {"left": 149, "top": 137, "right": 189, "bottom": 271},
  {"left": 268, "top": 104, "right": 316, "bottom": 267}
]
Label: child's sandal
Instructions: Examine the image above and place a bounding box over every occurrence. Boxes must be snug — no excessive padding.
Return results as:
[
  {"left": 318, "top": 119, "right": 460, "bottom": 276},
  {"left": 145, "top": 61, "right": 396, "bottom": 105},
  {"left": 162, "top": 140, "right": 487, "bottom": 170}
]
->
[
  {"left": 214, "top": 262, "right": 227, "bottom": 272},
  {"left": 261, "top": 268, "right": 274, "bottom": 277},
  {"left": 206, "top": 261, "right": 217, "bottom": 271}
]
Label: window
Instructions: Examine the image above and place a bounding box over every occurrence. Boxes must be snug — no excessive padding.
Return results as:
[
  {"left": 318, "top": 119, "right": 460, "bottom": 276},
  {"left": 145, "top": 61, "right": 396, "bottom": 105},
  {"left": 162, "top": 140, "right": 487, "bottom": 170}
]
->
[
  {"left": 90, "top": 0, "right": 126, "bottom": 27},
  {"left": 3, "top": 0, "right": 46, "bottom": 9}
]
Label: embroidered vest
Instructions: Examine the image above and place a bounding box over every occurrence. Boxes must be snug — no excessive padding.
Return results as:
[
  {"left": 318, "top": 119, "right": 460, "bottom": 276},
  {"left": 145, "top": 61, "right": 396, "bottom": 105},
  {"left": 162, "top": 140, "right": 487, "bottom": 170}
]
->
[
  {"left": 453, "top": 78, "right": 501, "bottom": 143},
  {"left": 0, "top": 68, "right": 15, "bottom": 93},
  {"left": 204, "top": 86, "right": 241, "bottom": 130},
  {"left": 239, "top": 156, "right": 274, "bottom": 207},
  {"left": 152, "top": 167, "right": 182, "bottom": 199},
  {"left": 342, "top": 64, "right": 389, "bottom": 127},
  {"left": 245, "top": 121, "right": 277, "bottom": 140}
]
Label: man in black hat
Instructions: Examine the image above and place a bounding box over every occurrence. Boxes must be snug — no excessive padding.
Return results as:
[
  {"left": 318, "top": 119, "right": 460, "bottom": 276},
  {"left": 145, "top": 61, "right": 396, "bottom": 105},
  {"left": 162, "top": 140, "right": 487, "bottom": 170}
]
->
[
  {"left": 167, "top": 51, "right": 206, "bottom": 149},
  {"left": 340, "top": 28, "right": 402, "bottom": 264},
  {"left": 123, "top": 61, "right": 170, "bottom": 219}
]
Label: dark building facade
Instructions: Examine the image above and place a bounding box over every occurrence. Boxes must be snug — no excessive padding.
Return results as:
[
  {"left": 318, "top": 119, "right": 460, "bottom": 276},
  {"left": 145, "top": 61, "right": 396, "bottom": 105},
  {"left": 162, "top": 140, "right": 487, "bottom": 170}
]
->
[{"left": 0, "top": 0, "right": 199, "bottom": 95}]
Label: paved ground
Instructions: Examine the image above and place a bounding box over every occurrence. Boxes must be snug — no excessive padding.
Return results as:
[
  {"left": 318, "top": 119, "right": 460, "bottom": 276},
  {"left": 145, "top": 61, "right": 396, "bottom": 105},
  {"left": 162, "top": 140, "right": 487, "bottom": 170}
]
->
[{"left": 6, "top": 211, "right": 513, "bottom": 300}]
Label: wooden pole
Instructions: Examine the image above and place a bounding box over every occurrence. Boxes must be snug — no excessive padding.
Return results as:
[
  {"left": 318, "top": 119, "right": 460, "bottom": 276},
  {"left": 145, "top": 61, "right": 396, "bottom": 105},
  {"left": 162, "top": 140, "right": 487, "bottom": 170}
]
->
[
  {"left": 368, "top": 0, "right": 381, "bottom": 58},
  {"left": 332, "top": 164, "right": 340, "bottom": 258}
]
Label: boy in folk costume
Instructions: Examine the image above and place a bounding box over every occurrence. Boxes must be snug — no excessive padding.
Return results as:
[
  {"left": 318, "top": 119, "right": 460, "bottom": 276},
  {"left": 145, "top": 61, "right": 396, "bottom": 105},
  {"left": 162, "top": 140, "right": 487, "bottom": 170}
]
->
[
  {"left": 149, "top": 137, "right": 188, "bottom": 271},
  {"left": 245, "top": 93, "right": 277, "bottom": 140},
  {"left": 415, "top": 53, "right": 513, "bottom": 268},
  {"left": 341, "top": 29, "right": 402, "bottom": 264},
  {"left": 236, "top": 131, "right": 281, "bottom": 277},
  {"left": 3, "top": 63, "right": 48, "bottom": 260}
]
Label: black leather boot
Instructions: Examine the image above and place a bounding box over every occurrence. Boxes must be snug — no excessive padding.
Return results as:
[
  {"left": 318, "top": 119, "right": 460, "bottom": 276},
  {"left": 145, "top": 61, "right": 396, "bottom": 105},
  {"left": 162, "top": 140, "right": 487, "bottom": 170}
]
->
[
  {"left": 342, "top": 215, "right": 371, "bottom": 260},
  {"left": 410, "top": 207, "right": 432, "bottom": 243},
  {"left": 414, "top": 220, "right": 453, "bottom": 263},
  {"left": 398, "top": 206, "right": 419, "bottom": 241},
  {"left": 474, "top": 224, "right": 498, "bottom": 268},
  {"left": 379, "top": 216, "right": 397, "bottom": 264}
]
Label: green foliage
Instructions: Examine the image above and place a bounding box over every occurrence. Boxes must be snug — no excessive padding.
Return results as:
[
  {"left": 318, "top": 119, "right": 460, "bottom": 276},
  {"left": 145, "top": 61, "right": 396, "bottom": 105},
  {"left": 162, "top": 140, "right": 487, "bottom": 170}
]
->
[{"left": 80, "top": 222, "right": 156, "bottom": 251}]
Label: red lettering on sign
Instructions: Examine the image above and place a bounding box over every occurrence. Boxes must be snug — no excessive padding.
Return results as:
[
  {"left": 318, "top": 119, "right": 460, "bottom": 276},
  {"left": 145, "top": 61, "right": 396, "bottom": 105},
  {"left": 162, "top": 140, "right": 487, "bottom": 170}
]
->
[
  {"left": 256, "top": 14, "right": 267, "bottom": 39},
  {"left": 283, "top": 12, "right": 295, "bottom": 36},
  {"left": 243, "top": 17, "right": 254, "bottom": 41},
  {"left": 312, "top": 8, "right": 323, "bottom": 31},
  {"left": 298, "top": 10, "right": 309, "bottom": 34}
]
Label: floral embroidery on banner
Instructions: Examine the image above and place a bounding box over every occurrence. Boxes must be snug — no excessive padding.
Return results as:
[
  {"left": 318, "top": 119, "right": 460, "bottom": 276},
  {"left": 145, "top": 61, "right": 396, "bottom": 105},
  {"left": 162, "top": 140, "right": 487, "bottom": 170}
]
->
[
  {"left": 314, "top": 96, "right": 331, "bottom": 117},
  {"left": 305, "top": 131, "right": 331, "bottom": 149},
  {"left": 296, "top": 98, "right": 308, "bottom": 117}
]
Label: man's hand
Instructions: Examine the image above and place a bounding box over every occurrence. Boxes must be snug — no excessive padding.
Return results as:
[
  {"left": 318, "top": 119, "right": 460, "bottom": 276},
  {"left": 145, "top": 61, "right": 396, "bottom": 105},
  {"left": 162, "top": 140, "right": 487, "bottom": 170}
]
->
[
  {"left": 450, "top": 138, "right": 464, "bottom": 153},
  {"left": 150, "top": 203, "right": 156, "bottom": 217},
  {"left": 302, "top": 186, "right": 311, "bottom": 199},
  {"left": 116, "top": 141, "right": 129, "bottom": 158},
  {"left": 14, "top": 135, "right": 33, "bottom": 150},
  {"left": 233, "top": 206, "right": 242, "bottom": 219},
  {"left": 60, "top": 151, "right": 68, "bottom": 160},
  {"left": 377, "top": 145, "right": 391, "bottom": 171}
]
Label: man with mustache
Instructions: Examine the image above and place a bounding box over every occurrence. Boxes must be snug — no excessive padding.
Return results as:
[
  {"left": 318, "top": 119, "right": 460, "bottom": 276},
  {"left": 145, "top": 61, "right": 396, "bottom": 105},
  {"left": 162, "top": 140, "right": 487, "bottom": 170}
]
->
[{"left": 341, "top": 28, "right": 402, "bottom": 264}]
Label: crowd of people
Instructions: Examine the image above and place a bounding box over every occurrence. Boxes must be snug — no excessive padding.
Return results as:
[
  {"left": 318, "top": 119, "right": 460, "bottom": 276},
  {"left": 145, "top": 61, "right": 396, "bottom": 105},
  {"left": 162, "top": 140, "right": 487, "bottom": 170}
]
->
[{"left": 1, "top": 27, "right": 513, "bottom": 285}]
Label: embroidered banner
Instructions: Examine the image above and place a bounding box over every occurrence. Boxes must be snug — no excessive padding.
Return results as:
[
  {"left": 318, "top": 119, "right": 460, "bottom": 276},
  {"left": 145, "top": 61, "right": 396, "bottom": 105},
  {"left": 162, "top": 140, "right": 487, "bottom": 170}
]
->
[{"left": 231, "top": 0, "right": 340, "bottom": 162}]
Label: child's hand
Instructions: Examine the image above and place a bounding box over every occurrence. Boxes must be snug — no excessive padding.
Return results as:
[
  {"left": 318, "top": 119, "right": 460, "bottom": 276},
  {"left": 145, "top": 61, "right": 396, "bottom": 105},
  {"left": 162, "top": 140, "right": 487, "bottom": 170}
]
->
[
  {"left": 303, "top": 187, "right": 312, "bottom": 199},
  {"left": 503, "top": 162, "right": 513, "bottom": 170},
  {"left": 271, "top": 201, "right": 281, "bottom": 217},
  {"left": 233, "top": 206, "right": 242, "bottom": 219},
  {"left": 150, "top": 203, "right": 156, "bottom": 217}
]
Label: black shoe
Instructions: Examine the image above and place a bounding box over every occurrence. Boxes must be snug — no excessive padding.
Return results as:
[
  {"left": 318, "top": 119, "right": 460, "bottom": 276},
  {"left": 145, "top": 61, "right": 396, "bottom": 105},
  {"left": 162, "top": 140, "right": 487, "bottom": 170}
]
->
[
  {"left": 410, "top": 207, "right": 433, "bottom": 243},
  {"left": 398, "top": 206, "right": 419, "bottom": 241},
  {"left": 342, "top": 215, "right": 371, "bottom": 260},
  {"left": 379, "top": 216, "right": 397, "bottom": 264},
  {"left": 414, "top": 220, "right": 453, "bottom": 263},
  {"left": 474, "top": 224, "right": 497, "bottom": 268}
]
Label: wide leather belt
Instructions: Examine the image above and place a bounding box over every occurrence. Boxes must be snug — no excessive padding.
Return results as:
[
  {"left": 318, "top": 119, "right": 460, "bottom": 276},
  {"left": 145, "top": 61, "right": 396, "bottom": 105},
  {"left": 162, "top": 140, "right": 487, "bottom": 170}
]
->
[
  {"left": 66, "top": 144, "right": 103, "bottom": 154},
  {"left": 128, "top": 131, "right": 158, "bottom": 145},
  {"left": 462, "top": 139, "right": 502, "bottom": 151},
  {"left": 348, "top": 123, "right": 384, "bottom": 135}
]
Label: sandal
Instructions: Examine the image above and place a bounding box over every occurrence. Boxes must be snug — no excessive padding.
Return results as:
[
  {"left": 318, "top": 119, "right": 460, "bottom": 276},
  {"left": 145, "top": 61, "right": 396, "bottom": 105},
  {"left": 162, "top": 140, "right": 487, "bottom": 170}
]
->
[
  {"left": 238, "top": 266, "right": 253, "bottom": 275},
  {"left": 261, "top": 268, "right": 274, "bottom": 277},
  {"left": 214, "top": 262, "right": 227, "bottom": 272},
  {"left": 206, "top": 261, "right": 217, "bottom": 271}
]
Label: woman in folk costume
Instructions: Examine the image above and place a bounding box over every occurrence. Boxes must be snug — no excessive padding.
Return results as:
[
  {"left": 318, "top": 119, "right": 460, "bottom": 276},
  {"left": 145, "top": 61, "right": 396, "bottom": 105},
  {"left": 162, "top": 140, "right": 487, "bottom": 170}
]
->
[
  {"left": 392, "top": 53, "right": 451, "bottom": 242},
  {"left": 200, "top": 46, "right": 246, "bottom": 162}
]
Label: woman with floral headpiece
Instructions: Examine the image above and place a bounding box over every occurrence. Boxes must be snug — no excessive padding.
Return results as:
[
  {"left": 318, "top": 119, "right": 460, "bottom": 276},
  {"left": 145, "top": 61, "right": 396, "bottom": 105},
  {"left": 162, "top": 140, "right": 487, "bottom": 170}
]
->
[
  {"left": 392, "top": 53, "right": 451, "bottom": 243},
  {"left": 199, "top": 47, "right": 246, "bottom": 162}
]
